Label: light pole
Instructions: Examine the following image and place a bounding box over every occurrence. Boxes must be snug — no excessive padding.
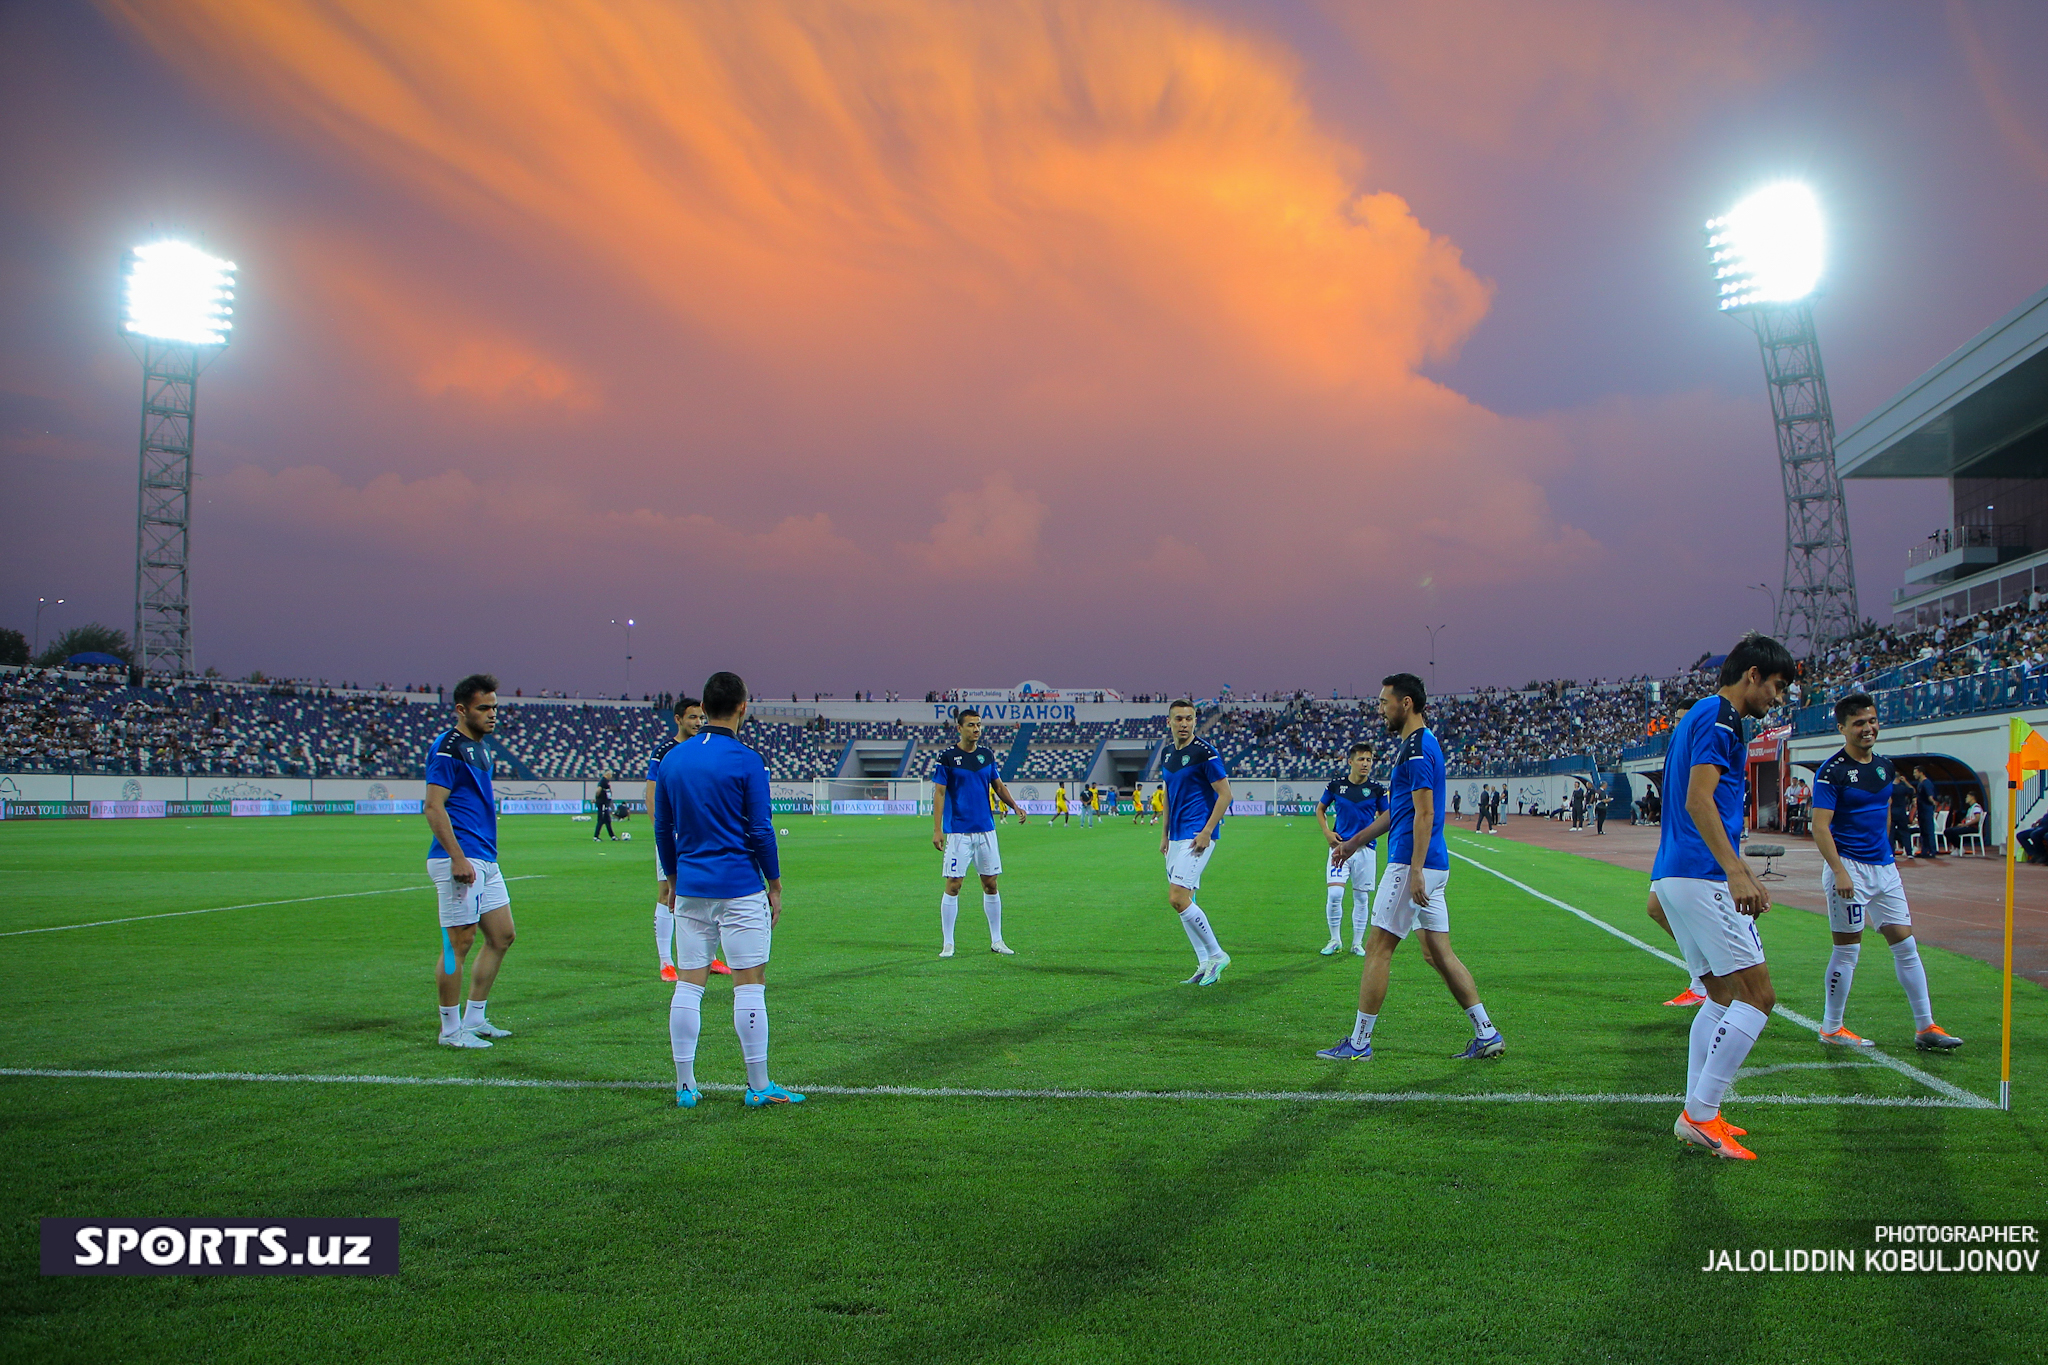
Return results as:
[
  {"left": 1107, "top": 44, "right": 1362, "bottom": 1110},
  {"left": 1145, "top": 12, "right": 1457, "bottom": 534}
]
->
[
  {"left": 33, "top": 597, "right": 65, "bottom": 657},
  {"left": 1424, "top": 623, "right": 1448, "bottom": 696},
  {"left": 612, "top": 618, "right": 634, "bottom": 698},
  {"left": 122, "top": 240, "right": 237, "bottom": 677},
  {"left": 1706, "top": 184, "right": 1856, "bottom": 654},
  {"left": 1748, "top": 582, "right": 1778, "bottom": 626}
]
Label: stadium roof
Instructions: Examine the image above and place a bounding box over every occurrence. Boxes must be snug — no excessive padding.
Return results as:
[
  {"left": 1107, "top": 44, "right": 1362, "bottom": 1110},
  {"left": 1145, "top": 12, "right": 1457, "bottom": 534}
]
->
[{"left": 1835, "top": 282, "right": 2048, "bottom": 479}]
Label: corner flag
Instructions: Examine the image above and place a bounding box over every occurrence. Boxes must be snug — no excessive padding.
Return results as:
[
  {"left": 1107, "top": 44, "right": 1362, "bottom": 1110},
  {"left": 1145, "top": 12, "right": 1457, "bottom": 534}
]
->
[{"left": 1998, "top": 718, "right": 2048, "bottom": 1110}]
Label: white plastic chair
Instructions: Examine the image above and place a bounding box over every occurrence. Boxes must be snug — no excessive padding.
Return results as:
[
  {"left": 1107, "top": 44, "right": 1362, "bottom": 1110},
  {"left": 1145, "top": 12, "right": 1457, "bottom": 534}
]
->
[{"left": 1956, "top": 829, "right": 1985, "bottom": 856}]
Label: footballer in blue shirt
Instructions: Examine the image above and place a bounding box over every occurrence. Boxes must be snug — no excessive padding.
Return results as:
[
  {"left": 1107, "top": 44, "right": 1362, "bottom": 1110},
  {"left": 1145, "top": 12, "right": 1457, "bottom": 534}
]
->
[
  {"left": 929, "top": 708, "right": 1026, "bottom": 958},
  {"left": 1810, "top": 693, "right": 1961, "bottom": 1053},
  {"left": 1319, "top": 674, "right": 1502, "bottom": 1063},
  {"left": 423, "top": 673, "right": 516, "bottom": 1049},
  {"left": 1651, "top": 634, "right": 1794, "bottom": 1161},
  {"left": 1159, "top": 700, "right": 1233, "bottom": 985},
  {"left": 1314, "top": 742, "right": 1385, "bottom": 957},
  {"left": 653, "top": 671, "right": 800, "bottom": 1108}
]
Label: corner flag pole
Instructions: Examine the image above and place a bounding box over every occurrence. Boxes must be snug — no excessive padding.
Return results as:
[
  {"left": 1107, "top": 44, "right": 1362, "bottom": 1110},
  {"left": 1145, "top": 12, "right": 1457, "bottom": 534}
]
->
[{"left": 2003, "top": 766, "right": 2017, "bottom": 1113}]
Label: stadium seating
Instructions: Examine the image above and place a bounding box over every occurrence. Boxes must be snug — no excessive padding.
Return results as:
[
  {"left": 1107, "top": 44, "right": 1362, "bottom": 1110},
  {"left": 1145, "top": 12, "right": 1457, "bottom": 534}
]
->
[{"left": 7, "top": 593, "right": 2044, "bottom": 781}]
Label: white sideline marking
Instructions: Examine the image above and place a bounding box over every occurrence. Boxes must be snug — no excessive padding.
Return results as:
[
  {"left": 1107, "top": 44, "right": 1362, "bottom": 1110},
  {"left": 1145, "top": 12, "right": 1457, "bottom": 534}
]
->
[
  {"left": 0, "top": 877, "right": 547, "bottom": 938},
  {"left": 1447, "top": 840, "right": 1998, "bottom": 1110},
  {"left": 0, "top": 1067, "right": 1976, "bottom": 1109}
]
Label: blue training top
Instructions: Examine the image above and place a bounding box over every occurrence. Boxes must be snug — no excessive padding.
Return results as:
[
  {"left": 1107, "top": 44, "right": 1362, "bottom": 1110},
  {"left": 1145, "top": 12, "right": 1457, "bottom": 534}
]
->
[
  {"left": 646, "top": 737, "right": 678, "bottom": 782},
  {"left": 1160, "top": 738, "right": 1228, "bottom": 841},
  {"left": 1319, "top": 777, "right": 1387, "bottom": 846},
  {"left": 930, "top": 745, "right": 1001, "bottom": 834},
  {"left": 653, "top": 726, "right": 781, "bottom": 899},
  {"left": 1812, "top": 748, "right": 1896, "bottom": 867},
  {"left": 1651, "top": 695, "right": 1747, "bottom": 882},
  {"left": 425, "top": 727, "right": 497, "bottom": 861},
  {"left": 1386, "top": 728, "right": 1448, "bottom": 870}
]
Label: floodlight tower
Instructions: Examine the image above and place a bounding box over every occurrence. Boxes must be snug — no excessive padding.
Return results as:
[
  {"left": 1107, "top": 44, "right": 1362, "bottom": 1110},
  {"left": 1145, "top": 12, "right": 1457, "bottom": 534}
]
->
[
  {"left": 121, "top": 241, "right": 237, "bottom": 677},
  {"left": 1705, "top": 184, "right": 1858, "bottom": 656}
]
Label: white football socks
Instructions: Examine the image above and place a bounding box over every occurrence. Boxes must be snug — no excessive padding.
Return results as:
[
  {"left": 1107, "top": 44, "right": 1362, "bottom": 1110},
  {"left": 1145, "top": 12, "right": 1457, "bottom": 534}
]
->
[
  {"left": 1353, "top": 885, "right": 1372, "bottom": 949},
  {"left": 669, "top": 980, "right": 704, "bottom": 1091},
  {"left": 1822, "top": 943, "right": 1861, "bottom": 1031},
  {"left": 1689, "top": 976, "right": 1706, "bottom": 997},
  {"left": 939, "top": 893, "right": 959, "bottom": 949},
  {"left": 655, "top": 901, "right": 674, "bottom": 967},
  {"left": 1351, "top": 1010, "right": 1377, "bottom": 1048},
  {"left": 983, "top": 893, "right": 1003, "bottom": 944},
  {"left": 733, "top": 982, "right": 770, "bottom": 1091},
  {"left": 1325, "top": 884, "right": 1345, "bottom": 937},
  {"left": 1891, "top": 936, "right": 1935, "bottom": 1029},
  {"left": 1181, "top": 904, "right": 1222, "bottom": 961},
  {"left": 1687, "top": 998, "right": 1727, "bottom": 1097},
  {"left": 1687, "top": 999, "right": 1767, "bottom": 1123},
  {"left": 438, "top": 1005, "right": 460, "bottom": 1036},
  {"left": 1464, "top": 1002, "right": 1496, "bottom": 1038},
  {"left": 463, "top": 998, "right": 488, "bottom": 1029}
]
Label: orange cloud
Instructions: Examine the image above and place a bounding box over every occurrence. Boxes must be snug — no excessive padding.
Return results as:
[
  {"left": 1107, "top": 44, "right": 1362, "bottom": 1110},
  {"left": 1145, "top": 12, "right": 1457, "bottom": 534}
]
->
[
  {"left": 100, "top": 0, "right": 1490, "bottom": 392},
  {"left": 95, "top": 0, "right": 1633, "bottom": 656},
  {"left": 276, "top": 238, "right": 598, "bottom": 409}
]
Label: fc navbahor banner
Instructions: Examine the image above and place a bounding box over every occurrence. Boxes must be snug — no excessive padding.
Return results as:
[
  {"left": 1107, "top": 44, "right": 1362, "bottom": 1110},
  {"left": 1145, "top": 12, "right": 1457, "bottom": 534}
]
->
[{"left": 41, "top": 1218, "right": 399, "bottom": 1276}]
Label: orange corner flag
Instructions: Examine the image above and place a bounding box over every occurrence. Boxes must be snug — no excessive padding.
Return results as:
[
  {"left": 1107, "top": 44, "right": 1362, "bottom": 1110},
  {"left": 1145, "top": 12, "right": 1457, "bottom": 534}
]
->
[{"left": 2008, "top": 716, "right": 2048, "bottom": 781}]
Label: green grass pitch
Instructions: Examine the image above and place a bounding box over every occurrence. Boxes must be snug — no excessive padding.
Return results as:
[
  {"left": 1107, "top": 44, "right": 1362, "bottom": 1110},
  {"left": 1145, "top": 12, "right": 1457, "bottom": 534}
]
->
[{"left": 1, "top": 812, "right": 2042, "bottom": 1363}]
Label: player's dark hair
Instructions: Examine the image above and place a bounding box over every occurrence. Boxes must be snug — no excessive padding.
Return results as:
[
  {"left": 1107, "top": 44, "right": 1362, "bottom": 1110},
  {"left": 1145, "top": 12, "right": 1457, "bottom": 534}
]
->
[
  {"left": 1169, "top": 698, "right": 1196, "bottom": 713},
  {"left": 1381, "top": 673, "right": 1426, "bottom": 712},
  {"left": 1347, "top": 741, "right": 1373, "bottom": 758},
  {"left": 956, "top": 707, "right": 980, "bottom": 725},
  {"left": 702, "top": 671, "right": 748, "bottom": 720},
  {"left": 1833, "top": 692, "right": 1876, "bottom": 725},
  {"left": 1718, "top": 633, "right": 1796, "bottom": 687},
  {"left": 673, "top": 694, "right": 701, "bottom": 718},
  {"left": 453, "top": 674, "right": 497, "bottom": 706}
]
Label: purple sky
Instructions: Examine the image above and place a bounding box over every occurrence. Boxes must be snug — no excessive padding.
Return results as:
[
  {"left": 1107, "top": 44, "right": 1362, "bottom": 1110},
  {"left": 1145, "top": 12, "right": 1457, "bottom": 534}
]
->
[{"left": 4, "top": 0, "right": 2044, "bottom": 699}]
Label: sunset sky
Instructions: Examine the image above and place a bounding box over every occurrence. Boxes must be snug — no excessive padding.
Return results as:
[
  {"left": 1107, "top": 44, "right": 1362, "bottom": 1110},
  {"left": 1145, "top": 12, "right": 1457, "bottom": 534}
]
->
[{"left": 4, "top": 1, "right": 2046, "bottom": 698}]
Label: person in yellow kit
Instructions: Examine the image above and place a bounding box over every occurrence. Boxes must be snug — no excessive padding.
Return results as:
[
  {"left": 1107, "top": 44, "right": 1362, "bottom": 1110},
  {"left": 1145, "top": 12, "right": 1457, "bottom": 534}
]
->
[
  {"left": 1150, "top": 783, "right": 1165, "bottom": 825},
  {"left": 1055, "top": 784, "right": 1070, "bottom": 825}
]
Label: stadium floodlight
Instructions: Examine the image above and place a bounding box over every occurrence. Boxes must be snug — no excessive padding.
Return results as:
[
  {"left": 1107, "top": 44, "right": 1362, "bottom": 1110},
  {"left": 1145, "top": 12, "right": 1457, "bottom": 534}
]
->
[
  {"left": 123, "top": 241, "right": 237, "bottom": 345},
  {"left": 123, "top": 239, "right": 237, "bottom": 678},
  {"left": 1706, "top": 182, "right": 1822, "bottom": 312},
  {"left": 1704, "top": 185, "right": 1856, "bottom": 656}
]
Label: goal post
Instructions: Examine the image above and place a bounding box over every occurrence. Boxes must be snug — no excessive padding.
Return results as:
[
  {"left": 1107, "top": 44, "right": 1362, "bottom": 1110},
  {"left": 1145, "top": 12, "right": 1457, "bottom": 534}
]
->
[{"left": 814, "top": 778, "right": 930, "bottom": 815}]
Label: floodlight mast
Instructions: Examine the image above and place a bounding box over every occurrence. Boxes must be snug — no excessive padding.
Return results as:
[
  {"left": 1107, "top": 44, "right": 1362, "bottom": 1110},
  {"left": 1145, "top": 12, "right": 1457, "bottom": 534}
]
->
[
  {"left": 122, "top": 242, "right": 236, "bottom": 678},
  {"left": 1705, "top": 186, "right": 1858, "bottom": 658}
]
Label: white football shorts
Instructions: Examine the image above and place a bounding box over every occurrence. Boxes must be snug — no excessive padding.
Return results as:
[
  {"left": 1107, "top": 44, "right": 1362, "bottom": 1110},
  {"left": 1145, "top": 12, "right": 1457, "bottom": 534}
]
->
[
  {"left": 673, "top": 891, "right": 772, "bottom": 970},
  {"left": 1164, "top": 838, "right": 1216, "bottom": 890},
  {"left": 1325, "top": 846, "right": 1376, "bottom": 891},
  {"left": 1651, "top": 875, "right": 1765, "bottom": 978},
  {"left": 942, "top": 830, "right": 1002, "bottom": 879},
  {"left": 428, "top": 857, "right": 510, "bottom": 928},
  {"left": 1370, "top": 863, "right": 1449, "bottom": 939},
  {"left": 1823, "top": 858, "right": 1909, "bottom": 935}
]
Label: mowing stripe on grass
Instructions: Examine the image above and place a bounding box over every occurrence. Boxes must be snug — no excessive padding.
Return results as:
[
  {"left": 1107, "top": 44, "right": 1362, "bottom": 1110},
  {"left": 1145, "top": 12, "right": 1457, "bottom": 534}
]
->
[
  {"left": 0, "top": 876, "right": 547, "bottom": 938},
  {"left": 1446, "top": 839, "right": 1997, "bottom": 1110},
  {"left": 0, "top": 1067, "right": 1979, "bottom": 1109}
]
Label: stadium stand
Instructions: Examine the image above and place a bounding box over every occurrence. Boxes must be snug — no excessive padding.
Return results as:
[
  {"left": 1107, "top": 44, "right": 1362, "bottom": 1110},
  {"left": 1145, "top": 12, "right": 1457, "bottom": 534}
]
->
[{"left": 8, "top": 596, "right": 2044, "bottom": 781}]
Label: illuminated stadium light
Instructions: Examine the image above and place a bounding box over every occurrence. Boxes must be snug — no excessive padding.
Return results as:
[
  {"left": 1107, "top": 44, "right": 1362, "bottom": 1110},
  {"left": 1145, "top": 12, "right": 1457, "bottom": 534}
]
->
[
  {"left": 123, "top": 240, "right": 237, "bottom": 345},
  {"left": 1704, "top": 182, "right": 1822, "bottom": 311},
  {"left": 1704, "top": 181, "right": 1857, "bottom": 655},
  {"left": 122, "top": 239, "right": 239, "bottom": 677}
]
